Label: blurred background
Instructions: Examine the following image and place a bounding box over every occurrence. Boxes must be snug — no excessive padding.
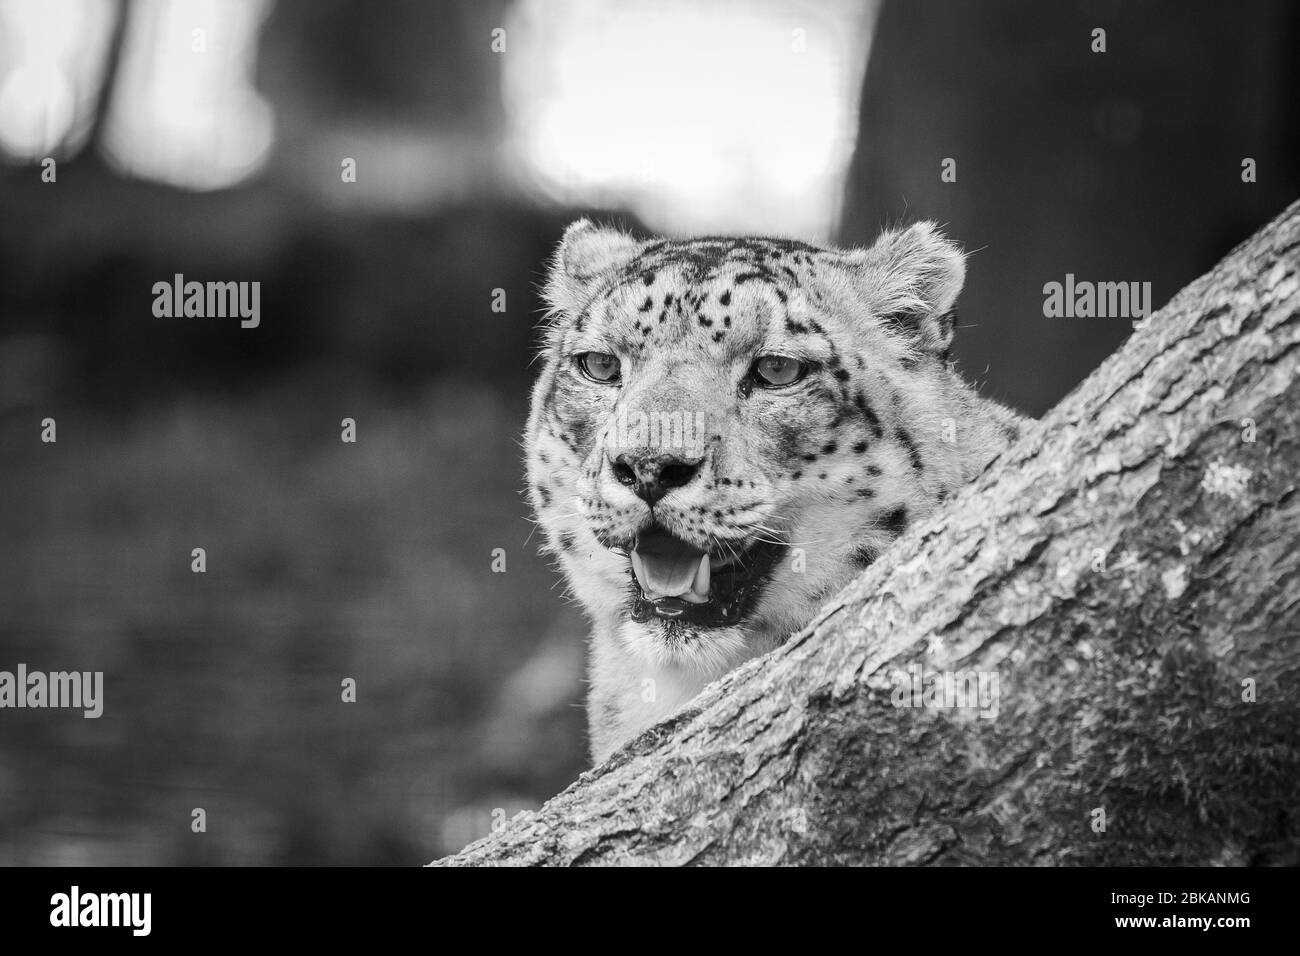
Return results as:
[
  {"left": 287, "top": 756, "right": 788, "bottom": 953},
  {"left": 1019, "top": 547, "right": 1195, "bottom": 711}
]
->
[{"left": 0, "top": 0, "right": 1295, "bottom": 864}]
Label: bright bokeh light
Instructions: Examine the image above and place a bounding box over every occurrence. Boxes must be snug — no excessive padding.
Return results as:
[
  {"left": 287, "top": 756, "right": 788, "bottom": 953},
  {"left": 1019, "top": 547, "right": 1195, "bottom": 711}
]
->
[
  {"left": 504, "top": 0, "right": 878, "bottom": 239},
  {"left": 101, "top": 0, "right": 274, "bottom": 191},
  {"left": 0, "top": 0, "right": 113, "bottom": 159},
  {"left": 0, "top": 0, "right": 274, "bottom": 190}
]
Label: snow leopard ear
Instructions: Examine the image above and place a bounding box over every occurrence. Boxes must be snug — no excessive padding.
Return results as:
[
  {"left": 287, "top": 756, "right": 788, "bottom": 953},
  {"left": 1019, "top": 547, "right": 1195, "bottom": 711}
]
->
[
  {"left": 546, "top": 219, "right": 643, "bottom": 317},
  {"left": 849, "top": 221, "right": 966, "bottom": 358}
]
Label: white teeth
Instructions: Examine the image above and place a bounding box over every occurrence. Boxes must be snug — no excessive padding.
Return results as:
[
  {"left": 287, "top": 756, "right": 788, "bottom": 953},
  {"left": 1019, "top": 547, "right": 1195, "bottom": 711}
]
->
[
  {"left": 683, "top": 554, "right": 711, "bottom": 603},
  {"left": 629, "top": 550, "right": 657, "bottom": 598},
  {"left": 629, "top": 551, "right": 646, "bottom": 593}
]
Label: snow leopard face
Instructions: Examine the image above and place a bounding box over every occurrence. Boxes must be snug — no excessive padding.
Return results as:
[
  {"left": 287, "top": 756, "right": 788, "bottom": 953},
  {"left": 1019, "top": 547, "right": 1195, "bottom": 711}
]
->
[{"left": 526, "top": 220, "right": 1021, "bottom": 676}]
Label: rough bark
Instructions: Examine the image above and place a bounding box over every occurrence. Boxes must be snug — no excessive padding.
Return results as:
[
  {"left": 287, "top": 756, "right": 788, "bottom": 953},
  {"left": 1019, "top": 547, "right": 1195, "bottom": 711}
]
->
[{"left": 435, "top": 200, "right": 1300, "bottom": 866}]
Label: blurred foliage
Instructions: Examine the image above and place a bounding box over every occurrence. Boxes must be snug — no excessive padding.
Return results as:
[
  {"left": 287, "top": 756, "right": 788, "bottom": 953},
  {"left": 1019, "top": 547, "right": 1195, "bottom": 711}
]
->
[
  {"left": 0, "top": 151, "right": 601, "bottom": 864},
  {"left": 0, "top": 378, "right": 587, "bottom": 863}
]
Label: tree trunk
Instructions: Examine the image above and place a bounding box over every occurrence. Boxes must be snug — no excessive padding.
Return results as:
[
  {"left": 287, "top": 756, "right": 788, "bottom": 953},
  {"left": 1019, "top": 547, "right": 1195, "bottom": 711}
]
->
[{"left": 434, "top": 200, "right": 1300, "bottom": 866}]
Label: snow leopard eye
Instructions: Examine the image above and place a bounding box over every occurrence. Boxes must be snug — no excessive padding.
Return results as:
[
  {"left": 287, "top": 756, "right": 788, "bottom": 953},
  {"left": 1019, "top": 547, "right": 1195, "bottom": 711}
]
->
[
  {"left": 576, "top": 351, "right": 621, "bottom": 383},
  {"left": 751, "top": 354, "right": 806, "bottom": 387}
]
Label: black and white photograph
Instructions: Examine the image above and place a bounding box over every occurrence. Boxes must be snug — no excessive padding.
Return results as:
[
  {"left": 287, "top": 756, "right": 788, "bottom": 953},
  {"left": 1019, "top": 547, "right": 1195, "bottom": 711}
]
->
[{"left": 0, "top": 0, "right": 1296, "bottom": 933}]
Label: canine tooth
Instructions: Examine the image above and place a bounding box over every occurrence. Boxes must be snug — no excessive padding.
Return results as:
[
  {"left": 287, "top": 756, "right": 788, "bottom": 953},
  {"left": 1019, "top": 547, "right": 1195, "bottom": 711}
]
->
[
  {"left": 682, "top": 554, "right": 711, "bottom": 603},
  {"left": 630, "top": 550, "right": 668, "bottom": 599}
]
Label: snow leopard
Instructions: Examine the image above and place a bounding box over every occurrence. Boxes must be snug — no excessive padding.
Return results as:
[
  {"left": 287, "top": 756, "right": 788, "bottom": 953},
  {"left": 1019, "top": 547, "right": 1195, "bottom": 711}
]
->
[{"left": 526, "top": 219, "right": 1027, "bottom": 761}]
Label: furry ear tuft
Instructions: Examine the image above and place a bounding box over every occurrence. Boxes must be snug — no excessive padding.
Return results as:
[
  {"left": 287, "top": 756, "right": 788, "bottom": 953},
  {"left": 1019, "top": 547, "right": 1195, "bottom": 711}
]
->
[
  {"left": 849, "top": 221, "right": 966, "bottom": 357},
  {"left": 545, "top": 220, "right": 642, "bottom": 316},
  {"left": 557, "top": 219, "right": 641, "bottom": 280}
]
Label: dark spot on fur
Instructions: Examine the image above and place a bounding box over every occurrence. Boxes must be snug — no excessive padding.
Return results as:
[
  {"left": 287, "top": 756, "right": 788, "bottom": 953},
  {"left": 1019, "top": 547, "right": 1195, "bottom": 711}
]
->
[
  {"left": 855, "top": 487, "right": 875, "bottom": 498},
  {"left": 642, "top": 272, "right": 656, "bottom": 285},
  {"left": 639, "top": 296, "right": 653, "bottom": 312},
  {"left": 833, "top": 367, "right": 850, "bottom": 381},
  {"left": 852, "top": 441, "right": 868, "bottom": 453},
  {"left": 699, "top": 316, "right": 714, "bottom": 327},
  {"left": 786, "top": 318, "right": 809, "bottom": 335},
  {"left": 557, "top": 530, "right": 576, "bottom": 551},
  {"left": 854, "top": 393, "right": 883, "bottom": 439},
  {"left": 534, "top": 484, "right": 552, "bottom": 507},
  {"left": 881, "top": 506, "right": 908, "bottom": 538},
  {"left": 821, "top": 441, "right": 838, "bottom": 455},
  {"left": 851, "top": 546, "right": 878, "bottom": 568},
  {"left": 826, "top": 410, "right": 847, "bottom": 432},
  {"left": 720, "top": 289, "right": 732, "bottom": 306},
  {"left": 896, "top": 427, "right": 924, "bottom": 471},
  {"left": 567, "top": 417, "right": 593, "bottom": 453}
]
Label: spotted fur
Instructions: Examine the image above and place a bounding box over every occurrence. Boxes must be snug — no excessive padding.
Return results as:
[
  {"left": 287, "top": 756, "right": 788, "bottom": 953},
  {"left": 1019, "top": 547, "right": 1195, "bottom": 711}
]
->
[{"left": 526, "top": 219, "right": 1028, "bottom": 762}]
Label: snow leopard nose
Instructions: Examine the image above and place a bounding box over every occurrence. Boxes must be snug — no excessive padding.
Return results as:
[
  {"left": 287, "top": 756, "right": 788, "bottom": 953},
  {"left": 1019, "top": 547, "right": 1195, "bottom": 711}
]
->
[{"left": 611, "top": 452, "right": 703, "bottom": 505}]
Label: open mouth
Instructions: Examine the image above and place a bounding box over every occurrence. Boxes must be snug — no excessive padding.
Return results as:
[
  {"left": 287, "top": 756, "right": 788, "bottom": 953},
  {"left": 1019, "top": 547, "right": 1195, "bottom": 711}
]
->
[{"left": 626, "top": 525, "right": 785, "bottom": 628}]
